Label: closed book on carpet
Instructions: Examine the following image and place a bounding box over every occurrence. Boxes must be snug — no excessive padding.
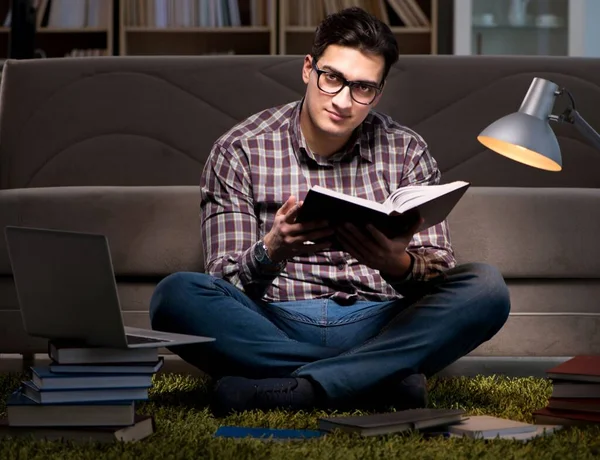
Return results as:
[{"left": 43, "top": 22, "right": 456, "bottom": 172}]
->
[
  {"left": 318, "top": 408, "right": 466, "bottom": 436},
  {"left": 31, "top": 366, "right": 154, "bottom": 390},
  {"left": 49, "top": 341, "right": 159, "bottom": 364},
  {"left": 6, "top": 389, "right": 135, "bottom": 427},
  {"left": 533, "top": 407, "right": 600, "bottom": 426},
  {"left": 447, "top": 415, "right": 537, "bottom": 439},
  {"left": 0, "top": 414, "right": 154, "bottom": 443},
  {"left": 295, "top": 181, "right": 470, "bottom": 240},
  {"left": 547, "top": 397, "right": 600, "bottom": 413},
  {"left": 21, "top": 380, "right": 150, "bottom": 404},
  {"left": 546, "top": 356, "right": 600, "bottom": 383},
  {"left": 551, "top": 382, "right": 600, "bottom": 398},
  {"left": 49, "top": 358, "right": 164, "bottom": 374}
]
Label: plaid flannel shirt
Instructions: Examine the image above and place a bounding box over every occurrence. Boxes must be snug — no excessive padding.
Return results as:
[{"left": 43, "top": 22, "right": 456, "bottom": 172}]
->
[{"left": 200, "top": 100, "right": 456, "bottom": 302}]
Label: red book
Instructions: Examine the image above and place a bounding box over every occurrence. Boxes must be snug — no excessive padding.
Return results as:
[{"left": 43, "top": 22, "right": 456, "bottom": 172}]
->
[
  {"left": 533, "top": 407, "right": 600, "bottom": 426},
  {"left": 546, "top": 356, "right": 600, "bottom": 383},
  {"left": 548, "top": 397, "right": 600, "bottom": 413}
]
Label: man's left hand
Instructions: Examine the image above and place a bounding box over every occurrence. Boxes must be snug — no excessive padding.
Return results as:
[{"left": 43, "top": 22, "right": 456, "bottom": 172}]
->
[{"left": 335, "top": 219, "right": 423, "bottom": 278}]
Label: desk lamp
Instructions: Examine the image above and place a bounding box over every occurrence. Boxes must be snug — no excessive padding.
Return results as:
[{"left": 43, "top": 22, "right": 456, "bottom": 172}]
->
[{"left": 477, "top": 77, "right": 600, "bottom": 171}]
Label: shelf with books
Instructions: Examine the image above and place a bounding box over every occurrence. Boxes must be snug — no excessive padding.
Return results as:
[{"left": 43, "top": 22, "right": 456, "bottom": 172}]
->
[
  {"left": 278, "top": 0, "right": 438, "bottom": 55},
  {"left": 32, "top": 0, "right": 113, "bottom": 57},
  {"left": 0, "top": 0, "right": 113, "bottom": 58},
  {"left": 120, "top": 0, "right": 277, "bottom": 56}
]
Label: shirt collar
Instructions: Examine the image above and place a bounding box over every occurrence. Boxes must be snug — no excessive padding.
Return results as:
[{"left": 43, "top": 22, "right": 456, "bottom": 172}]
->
[{"left": 290, "top": 99, "right": 374, "bottom": 165}]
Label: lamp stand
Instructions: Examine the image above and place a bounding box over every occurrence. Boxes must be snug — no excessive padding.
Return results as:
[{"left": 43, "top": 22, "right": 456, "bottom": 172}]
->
[{"left": 548, "top": 88, "right": 600, "bottom": 153}]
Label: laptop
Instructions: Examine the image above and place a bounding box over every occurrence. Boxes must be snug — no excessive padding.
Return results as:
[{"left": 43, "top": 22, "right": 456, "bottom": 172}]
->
[{"left": 4, "top": 226, "right": 215, "bottom": 349}]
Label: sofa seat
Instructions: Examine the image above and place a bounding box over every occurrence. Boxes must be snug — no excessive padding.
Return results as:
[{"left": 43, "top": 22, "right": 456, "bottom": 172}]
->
[{"left": 1, "top": 186, "right": 600, "bottom": 357}]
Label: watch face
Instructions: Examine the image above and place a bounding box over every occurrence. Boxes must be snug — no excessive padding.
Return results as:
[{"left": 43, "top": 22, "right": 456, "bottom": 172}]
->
[{"left": 254, "top": 241, "right": 272, "bottom": 265}]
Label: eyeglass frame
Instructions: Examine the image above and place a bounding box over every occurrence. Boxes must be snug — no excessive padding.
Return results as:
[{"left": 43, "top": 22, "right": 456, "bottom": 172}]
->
[{"left": 311, "top": 59, "right": 383, "bottom": 106}]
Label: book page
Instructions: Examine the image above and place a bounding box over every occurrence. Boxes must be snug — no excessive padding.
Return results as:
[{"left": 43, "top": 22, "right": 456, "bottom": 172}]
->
[
  {"left": 386, "top": 181, "right": 469, "bottom": 214},
  {"left": 309, "top": 185, "right": 390, "bottom": 214}
]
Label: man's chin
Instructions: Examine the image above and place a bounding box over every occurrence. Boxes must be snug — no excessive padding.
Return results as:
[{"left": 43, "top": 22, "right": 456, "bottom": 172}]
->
[{"left": 320, "top": 120, "right": 354, "bottom": 138}]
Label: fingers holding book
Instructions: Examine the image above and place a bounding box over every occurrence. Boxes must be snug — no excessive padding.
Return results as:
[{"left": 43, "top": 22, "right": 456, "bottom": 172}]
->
[{"left": 264, "top": 197, "right": 335, "bottom": 261}]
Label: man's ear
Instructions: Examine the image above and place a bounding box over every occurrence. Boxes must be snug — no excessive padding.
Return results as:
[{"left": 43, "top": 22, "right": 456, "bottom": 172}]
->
[{"left": 302, "top": 54, "right": 312, "bottom": 85}]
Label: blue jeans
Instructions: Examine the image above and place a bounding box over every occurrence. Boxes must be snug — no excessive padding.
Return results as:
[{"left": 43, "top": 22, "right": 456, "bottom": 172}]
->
[{"left": 149, "top": 262, "right": 510, "bottom": 404}]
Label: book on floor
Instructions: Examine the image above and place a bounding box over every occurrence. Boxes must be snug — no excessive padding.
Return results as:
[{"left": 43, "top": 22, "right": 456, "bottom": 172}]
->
[
  {"left": 21, "top": 380, "right": 150, "bottom": 404},
  {"left": 48, "top": 340, "right": 159, "bottom": 365},
  {"left": 533, "top": 407, "right": 600, "bottom": 426},
  {"left": 6, "top": 389, "right": 136, "bottom": 427},
  {"left": 31, "top": 365, "right": 154, "bottom": 390},
  {"left": 317, "top": 408, "right": 466, "bottom": 436},
  {"left": 214, "top": 426, "right": 325, "bottom": 441},
  {"left": 448, "top": 423, "right": 561, "bottom": 442},
  {"left": 0, "top": 414, "right": 154, "bottom": 443},
  {"left": 295, "top": 181, "right": 470, "bottom": 240},
  {"left": 48, "top": 357, "right": 164, "bottom": 374},
  {"left": 546, "top": 356, "right": 600, "bottom": 383},
  {"left": 447, "top": 415, "right": 538, "bottom": 439},
  {"left": 550, "top": 381, "right": 600, "bottom": 398},
  {"left": 547, "top": 397, "right": 600, "bottom": 413}
]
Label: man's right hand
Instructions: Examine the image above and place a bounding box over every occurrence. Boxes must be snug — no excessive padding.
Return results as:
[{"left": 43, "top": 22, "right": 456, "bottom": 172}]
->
[{"left": 263, "top": 196, "right": 334, "bottom": 262}]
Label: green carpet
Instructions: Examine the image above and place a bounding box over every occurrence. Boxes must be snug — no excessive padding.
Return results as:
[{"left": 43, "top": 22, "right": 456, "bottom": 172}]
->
[{"left": 1, "top": 372, "right": 600, "bottom": 459}]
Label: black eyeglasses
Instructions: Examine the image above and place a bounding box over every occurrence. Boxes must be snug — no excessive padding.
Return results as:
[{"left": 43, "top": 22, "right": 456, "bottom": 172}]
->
[{"left": 311, "top": 60, "right": 382, "bottom": 105}]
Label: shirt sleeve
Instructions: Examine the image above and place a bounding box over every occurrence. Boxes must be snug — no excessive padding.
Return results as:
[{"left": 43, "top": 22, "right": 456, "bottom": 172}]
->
[
  {"left": 383, "top": 136, "right": 457, "bottom": 289},
  {"left": 200, "top": 142, "right": 283, "bottom": 299}
]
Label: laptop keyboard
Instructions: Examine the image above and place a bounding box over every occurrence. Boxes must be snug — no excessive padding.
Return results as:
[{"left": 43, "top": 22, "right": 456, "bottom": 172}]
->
[{"left": 126, "top": 335, "right": 170, "bottom": 344}]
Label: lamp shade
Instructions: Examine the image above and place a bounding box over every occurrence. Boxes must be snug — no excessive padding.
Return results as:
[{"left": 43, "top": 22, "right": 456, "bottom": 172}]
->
[{"left": 477, "top": 77, "right": 563, "bottom": 172}]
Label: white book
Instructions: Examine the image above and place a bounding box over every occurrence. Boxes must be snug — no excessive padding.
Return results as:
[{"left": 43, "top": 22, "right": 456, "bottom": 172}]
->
[{"left": 448, "top": 415, "right": 538, "bottom": 439}]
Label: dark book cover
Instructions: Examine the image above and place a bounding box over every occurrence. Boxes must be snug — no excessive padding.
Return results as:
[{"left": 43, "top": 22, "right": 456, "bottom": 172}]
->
[{"left": 318, "top": 408, "right": 466, "bottom": 436}]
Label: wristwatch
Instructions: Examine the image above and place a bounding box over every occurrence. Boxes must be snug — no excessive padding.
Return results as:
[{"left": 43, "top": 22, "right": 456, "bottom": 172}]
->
[{"left": 254, "top": 240, "right": 286, "bottom": 271}]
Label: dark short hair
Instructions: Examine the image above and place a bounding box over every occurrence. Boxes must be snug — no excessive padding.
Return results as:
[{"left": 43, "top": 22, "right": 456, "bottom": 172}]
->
[{"left": 311, "top": 7, "right": 399, "bottom": 84}]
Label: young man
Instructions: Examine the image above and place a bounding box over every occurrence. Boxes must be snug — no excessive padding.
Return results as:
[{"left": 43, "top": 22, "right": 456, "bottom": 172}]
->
[{"left": 149, "top": 7, "right": 510, "bottom": 416}]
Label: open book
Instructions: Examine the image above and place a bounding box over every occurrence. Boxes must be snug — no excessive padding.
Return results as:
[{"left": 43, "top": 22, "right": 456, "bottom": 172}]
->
[{"left": 296, "top": 180, "right": 470, "bottom": 239}]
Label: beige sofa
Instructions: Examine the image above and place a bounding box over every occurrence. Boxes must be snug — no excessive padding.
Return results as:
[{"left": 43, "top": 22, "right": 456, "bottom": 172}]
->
[{"left": 1, "top": 55, "right": 600, "bottom": 376}]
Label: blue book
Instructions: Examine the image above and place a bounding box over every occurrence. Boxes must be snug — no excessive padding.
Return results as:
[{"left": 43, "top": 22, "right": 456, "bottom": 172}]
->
[
  {"left": 31, "top": 365, "right": 154, "bottom": 390},
  {"left": 49, "top": 357, "right": 164, "bottom": 374},
  {"left": 6, "top": 389, "right": 136, "bottom": 427},
  {"left": 214, "top": 426, "right": 325, "bottom": 441},
  {"left": 21, "top": 380, "right": 150, "bottom": 404}
]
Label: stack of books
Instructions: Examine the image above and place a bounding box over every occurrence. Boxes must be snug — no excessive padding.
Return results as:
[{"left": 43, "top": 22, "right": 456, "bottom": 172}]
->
[
  {"left": 533, "top": 355, "right": 600, "bottom": 426},
  {"left": 0, "top": 340, "right": 164, "bottom": 443}
]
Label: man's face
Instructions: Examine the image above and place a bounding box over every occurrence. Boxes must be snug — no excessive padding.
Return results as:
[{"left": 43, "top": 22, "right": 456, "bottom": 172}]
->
[{"left": 301, "top": 45, "right": 385, "bottom": 140}]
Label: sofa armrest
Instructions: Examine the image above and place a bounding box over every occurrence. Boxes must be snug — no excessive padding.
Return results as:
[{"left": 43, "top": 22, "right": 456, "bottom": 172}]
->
[{"left": 0, "top": 186, "right": 203, "bottom": 276}]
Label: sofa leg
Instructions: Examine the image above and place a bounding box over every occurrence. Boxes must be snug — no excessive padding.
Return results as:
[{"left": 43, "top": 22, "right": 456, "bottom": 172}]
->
[{"left": 21, "top": 353, "right": 34, "bottom": 373}]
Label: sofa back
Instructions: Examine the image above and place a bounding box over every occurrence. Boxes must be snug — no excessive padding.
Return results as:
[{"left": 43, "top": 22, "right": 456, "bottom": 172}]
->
[
  {"left": 1, "top": 55, "right": 600, "bottom": 190},
  {"left": 1, "top": 55, "right": 600, "bottom": 359}
]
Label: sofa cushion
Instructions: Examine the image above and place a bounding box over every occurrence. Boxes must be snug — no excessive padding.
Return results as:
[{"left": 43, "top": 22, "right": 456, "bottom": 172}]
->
[
  {"left": 0, "top": 186, "right": 203, "bottom": 276},
  {"left": 449, "top": 187, "right": 600, "bottom": 277},
  {"left": 1, "top": 186, "right": 599, "bottom": 279}
]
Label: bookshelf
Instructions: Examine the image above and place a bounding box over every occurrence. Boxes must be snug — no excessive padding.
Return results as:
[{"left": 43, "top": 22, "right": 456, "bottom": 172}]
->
[
  {"left": 0, "top": 0, "right": 440, "bottom": 59},
  {"left": 0, "top": 0, "right": 113, "bottom": 58},
  {"left": 119, "top": 0, "right": 277, "bottom": 56},
  {"left": 278, "top": 0, "right": 438, "bottom": 55}
]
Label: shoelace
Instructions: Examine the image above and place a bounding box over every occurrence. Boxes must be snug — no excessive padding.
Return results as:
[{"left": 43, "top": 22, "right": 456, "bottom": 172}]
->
[{"left": 254, "top": 381, "right": 296, "bottom": 405}]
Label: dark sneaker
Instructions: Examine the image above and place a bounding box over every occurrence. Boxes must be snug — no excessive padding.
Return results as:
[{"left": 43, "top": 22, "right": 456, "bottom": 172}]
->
[
  {"left": 210, "top": 376, "right": 317, "bottom": 417},
  {"left": 347, "top": 373, "right": 429, "bottom": 412}
]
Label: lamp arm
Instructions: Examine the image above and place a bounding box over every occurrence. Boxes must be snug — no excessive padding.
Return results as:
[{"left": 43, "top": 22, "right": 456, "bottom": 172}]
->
[
  {"left": 549, "top": 88, "right": 600, "bottom": 152},
  {"left": 560, "top": 108, "right": 600, "bottom": 153}
]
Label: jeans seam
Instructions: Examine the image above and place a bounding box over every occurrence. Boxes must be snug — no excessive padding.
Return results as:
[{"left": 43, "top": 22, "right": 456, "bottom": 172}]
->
[{"left": 337, "top": 303, "right": 418, "bottom": 357}]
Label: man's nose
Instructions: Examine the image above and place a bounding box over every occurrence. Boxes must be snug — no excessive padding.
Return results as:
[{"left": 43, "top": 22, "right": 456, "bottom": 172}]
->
[{"left": 331, "top": 85, "right": 353, "bottom": 110}]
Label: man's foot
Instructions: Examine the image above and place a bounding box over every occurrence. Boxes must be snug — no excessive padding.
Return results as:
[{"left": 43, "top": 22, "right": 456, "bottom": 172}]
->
[
  {"left": 210, "top": 376, "right": 317, "bottom": 417},
  {"left": 345, "top": 373, "right": 429, "bottom": 412}
]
